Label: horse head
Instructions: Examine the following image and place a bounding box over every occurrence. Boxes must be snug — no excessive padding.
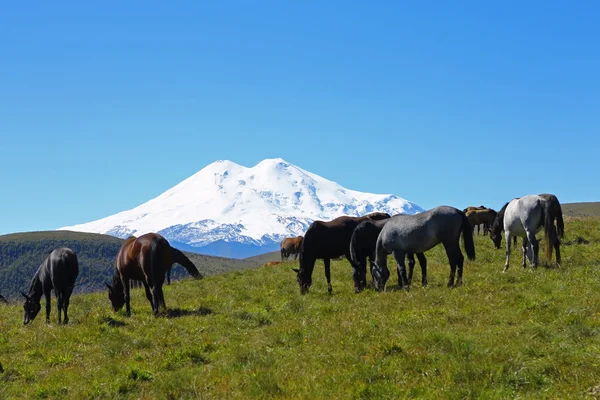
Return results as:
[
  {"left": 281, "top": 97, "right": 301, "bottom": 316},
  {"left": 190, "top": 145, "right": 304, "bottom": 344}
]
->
[
  {"left": 369, "top": 260, "right": 390, "bottom": 292},
  {"left": 292, "top": 268, "right": 311, "bottom": 295},
  {"left": 21, "top": 292, "right": 41, "bottom": 325},
  {"left": 106, "top": 283, "right": 125, "bottom": 312}
]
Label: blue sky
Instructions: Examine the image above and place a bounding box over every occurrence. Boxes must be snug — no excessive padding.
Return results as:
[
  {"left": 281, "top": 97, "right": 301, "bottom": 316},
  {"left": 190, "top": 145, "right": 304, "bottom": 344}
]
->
[{"left": 1, "top": 1, "right": 598, "bottom": 234}]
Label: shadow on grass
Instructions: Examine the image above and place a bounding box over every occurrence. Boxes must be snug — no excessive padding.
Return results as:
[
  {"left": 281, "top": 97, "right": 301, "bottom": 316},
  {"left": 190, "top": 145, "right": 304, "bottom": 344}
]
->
[
  {"left": 102, "top": 317, "right": 127, "bottom": 327},
  {"left": 166, "top": 306, "right": 214, "bottom": 319}
]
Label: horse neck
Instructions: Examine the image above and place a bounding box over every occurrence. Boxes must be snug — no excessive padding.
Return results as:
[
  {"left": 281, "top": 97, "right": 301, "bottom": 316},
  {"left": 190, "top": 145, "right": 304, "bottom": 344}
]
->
[
  {"left": 112, "top": 269, "right": 124, "bottom": 292},
  {"left": 27, "top": 271, "right": 44, "bottom": 302}
]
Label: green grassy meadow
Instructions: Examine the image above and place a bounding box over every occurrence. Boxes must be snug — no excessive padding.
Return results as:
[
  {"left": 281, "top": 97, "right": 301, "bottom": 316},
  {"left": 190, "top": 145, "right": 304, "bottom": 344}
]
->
[{"left": 1, "top": 218, "right": 600, "bottom": 399}]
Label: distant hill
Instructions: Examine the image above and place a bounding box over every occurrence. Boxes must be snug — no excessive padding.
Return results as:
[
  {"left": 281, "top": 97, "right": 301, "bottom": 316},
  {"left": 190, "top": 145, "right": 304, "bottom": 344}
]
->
[
  {"left": 562, "top": 202, "right": 600, "bottom": 217},
  {"left": 244, "top": 251, "right": 282, "bottom": 265},
  {"left": 0, "top": 230, "right": 261, "bottom": 300}
]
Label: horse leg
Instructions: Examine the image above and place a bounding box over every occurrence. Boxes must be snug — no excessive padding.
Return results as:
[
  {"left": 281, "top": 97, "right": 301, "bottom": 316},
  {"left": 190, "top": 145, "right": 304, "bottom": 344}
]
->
[
  {"left": 503, "top": 231, "right": 512, "bottom": 273},
  {"left": 45, "top": 291, "right": 52, "bottom": 324},
  {"left": 521, "top": 237, "right": 529, "bottom": 268},
  {"left": 442, "top": 243, "right": 458, "bottom": 288},
  {"left": 142, "top": 281, "right": 153, "bottom": 307},
  {"left": 554, "top": 228, "right": 561, "bottom": 266},
  {"left": 406, "top": 253, "right": 415, "bottom": 285},
  {"left": 123, "top": 278, "right": 132, "bottom": 317},
  {"left": 56, "top": 292, "right": 63, "bottom": 325},
  {"left": 392, "top": 250, "right": 409, "bottom": 291},
  {"left": 324, "top": 258, "right": 332, "bottom": 294},
  {"left": 416, "top": 253, "right": 428, "bottom": 287},
  {"left": 63, "top": 288, "right": 72, "bottom": 324},
  {"left": 526, "top": 231, "right": 539, "bottom": 269}
]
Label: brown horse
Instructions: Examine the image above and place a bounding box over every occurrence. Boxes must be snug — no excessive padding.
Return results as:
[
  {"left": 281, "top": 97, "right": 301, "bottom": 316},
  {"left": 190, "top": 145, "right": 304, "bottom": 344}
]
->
[
  {"left": 295, "top": 212, "right": 391, "bottom": 294},
  {"left": 263, "top": 261, "right": 282, "bottom": 267},
  {"left": 465, "top": 208, "right": 497, "bottom": 235},
  {"left": 280, "top": 236, "right": 304, "bottom": 261},
  {"left": 106, "top": 233, "right": 202, "bottom": 316},
  {"left": 463, "top": 205, "right": 486, "bottom": 213}
]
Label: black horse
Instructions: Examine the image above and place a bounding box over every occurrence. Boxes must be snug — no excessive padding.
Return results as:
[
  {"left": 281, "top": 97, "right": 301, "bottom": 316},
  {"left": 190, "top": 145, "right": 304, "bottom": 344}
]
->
[
  {"left": 350, "top": 218, "right": 427, "bottom": 292},
  {"left": 295, "top": 212, "right": 391, "bottom": 295},
  {"left": 21, "top": 248, "right": 79, "bottom": 325}
]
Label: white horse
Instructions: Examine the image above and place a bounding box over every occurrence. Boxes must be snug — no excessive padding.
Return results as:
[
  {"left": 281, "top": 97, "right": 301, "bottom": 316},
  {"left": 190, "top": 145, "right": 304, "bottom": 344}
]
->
[{"left": 489, "top": 194, "right": 564, "bottom": 272}]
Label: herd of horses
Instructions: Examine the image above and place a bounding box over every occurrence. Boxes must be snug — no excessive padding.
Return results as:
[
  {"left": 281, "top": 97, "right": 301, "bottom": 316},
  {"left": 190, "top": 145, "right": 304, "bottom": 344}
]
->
[
  {"left": 9, "top": 192, "right": 564, "bottom": 325},
  {"left": 285, "top": 192, "right": 564, "bottom": 295}
]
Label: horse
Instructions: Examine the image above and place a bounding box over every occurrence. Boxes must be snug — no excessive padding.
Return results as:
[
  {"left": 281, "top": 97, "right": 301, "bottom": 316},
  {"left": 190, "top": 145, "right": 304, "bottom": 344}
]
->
[
  {"left": 349, "top": 218, "right": 427, "bottom": 292},
  {"left": 106, "top": 233, "right": 203, "bottom": 316},
  {"left": 280, "top": 236, "right": 304, "bottom": 261},
  {"left": 294, "top": 212, "right": 391, "bottom": 295},
  {"left": 489, "top": 194, "right": 564, "bottom": 272},
  {"left": 463, "top": 205, "right": 486, "bottom": 213},
  {"left": 371, "top": 206, "right": 475, "bottom": 291},
  {"left": 0, "top": 294, "right": 7, "bottom": 304},
  {"left": 465, "top": 208, "right": 497, "bottom": 236},
  {"left": 263, "top": 261, "right": 282, "bottom": 267},
  {"left": 21, "top": 248, "right": 79, "bottom": 325}
]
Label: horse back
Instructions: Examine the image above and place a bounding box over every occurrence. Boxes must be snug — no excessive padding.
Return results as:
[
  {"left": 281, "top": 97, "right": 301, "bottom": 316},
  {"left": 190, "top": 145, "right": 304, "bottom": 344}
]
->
[{"left": 46, "top": 248, "right": 79, "bottom": 290}]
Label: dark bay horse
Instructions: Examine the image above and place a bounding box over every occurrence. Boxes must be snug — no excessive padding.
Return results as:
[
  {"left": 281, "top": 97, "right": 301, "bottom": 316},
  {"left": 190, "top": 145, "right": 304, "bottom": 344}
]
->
[
  {"left": 21, "top": 248, "right": 79, "bottom": 325},
  {"left": 280, "top": 236, "right": 303, "bottom": 261},
  {"left": 465, "top": 208, "right": 497, "bottom": 235},
  {"left": 489, "top": 194, "right": 564, "bottom": 271},
  {"left": 106, "top": 233, "right": 202, "bottom": 316},
  {"left": 294, "top": 212, "right": 391, "bottom": 295},
  {"left": 371, "top": 206, "right": 475, "bottom": 291},
  {"left": 349, "top": 218, "right": 426, "bottom": 292}
]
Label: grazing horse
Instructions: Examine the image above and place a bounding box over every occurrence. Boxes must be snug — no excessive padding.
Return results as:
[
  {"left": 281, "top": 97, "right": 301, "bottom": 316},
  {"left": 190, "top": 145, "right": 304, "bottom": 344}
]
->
[
  {"left": 21, "top": 248, "right": 79, "bottom": 325},
  {"left": 106, "top": 233, "right": 202, "bottom": 316},
  {"left": 371, "top": 206, "right": 475, "bottom": 291},
  {"left": 489, "top": 194, "right": 563, "bottom": 271},
  {"left": 465, "top": 208, "right": 497, "bottom": 236},
  {"left": 280, "top": 236, "right": 304, "bottom": 261},
  {"left": 295, "top": 212, "right": 391, "bottom": 294},
  {"left": 349, "top": 218, "right": 427, "bottom": 292},
  {"left": 263, "top": 261, "right": 282, "bottom": 267}
]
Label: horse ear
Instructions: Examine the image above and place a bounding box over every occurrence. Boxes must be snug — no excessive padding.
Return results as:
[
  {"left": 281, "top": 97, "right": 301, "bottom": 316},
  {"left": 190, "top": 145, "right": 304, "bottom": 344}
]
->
[
  {"left": 292, "top": 268, "right": 299, "bottom": 274},
  {"left": 20, "top": 291, "right": 29, "bottom": 299}
]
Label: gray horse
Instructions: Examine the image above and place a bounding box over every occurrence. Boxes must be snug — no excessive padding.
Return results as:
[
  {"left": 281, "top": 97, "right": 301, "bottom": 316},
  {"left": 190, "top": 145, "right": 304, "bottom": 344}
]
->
[
  {"left": 489, "top": 194, "right": 563, "bottom": 272},
  {"left": 370, "top": 206, "right": 475, "bottom": 291}
]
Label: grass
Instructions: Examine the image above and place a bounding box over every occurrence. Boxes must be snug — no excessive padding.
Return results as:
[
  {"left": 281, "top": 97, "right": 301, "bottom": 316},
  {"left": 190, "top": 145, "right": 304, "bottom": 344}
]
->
[{"left": 2, "top": 218, "right": 600, "bottom": 399}]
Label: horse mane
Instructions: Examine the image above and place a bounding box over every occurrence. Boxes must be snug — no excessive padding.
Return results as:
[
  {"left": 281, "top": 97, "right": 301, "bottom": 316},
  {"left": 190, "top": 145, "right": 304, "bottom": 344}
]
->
[{"left": 491, "top": 202, "right": 510, "bottom": 233}]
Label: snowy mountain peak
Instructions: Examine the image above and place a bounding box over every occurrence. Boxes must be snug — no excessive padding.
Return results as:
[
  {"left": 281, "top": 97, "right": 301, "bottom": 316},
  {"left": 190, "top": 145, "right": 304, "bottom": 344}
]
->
[{"left": 59, "top": 158, "right": 424, "bottom": 258}]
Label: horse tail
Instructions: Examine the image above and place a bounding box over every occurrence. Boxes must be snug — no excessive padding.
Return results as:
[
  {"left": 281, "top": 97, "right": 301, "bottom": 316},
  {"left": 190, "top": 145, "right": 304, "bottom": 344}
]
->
[
  {"left": 171, "top": 246, "right": 203, "bottom": 279},
  {"left": 460, "top": 211, "right": 476, "bottom": 261},
  {"left": 552, "top": 195, "right": 565, "bottom": 239},
  {"left": 541, "top": 200, "right": 557, "bottom": 262},
  {"left": 349, "top": 228, "right": 361, "bottom": 269}
]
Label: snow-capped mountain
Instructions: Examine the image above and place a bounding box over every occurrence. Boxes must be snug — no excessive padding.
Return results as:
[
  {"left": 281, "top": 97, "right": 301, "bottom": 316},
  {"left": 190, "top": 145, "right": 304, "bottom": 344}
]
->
[{"left": 59, "top": 158, "right": 424, "bottom": 258}]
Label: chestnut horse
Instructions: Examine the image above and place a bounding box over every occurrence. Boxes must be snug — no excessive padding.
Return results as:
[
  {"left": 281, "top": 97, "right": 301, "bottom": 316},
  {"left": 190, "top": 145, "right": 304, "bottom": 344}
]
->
[
  {"left": 106, "top": 233, "right": 202, "bottom": 316},
  {"left": 280, "top": 236, "right": 303, "bottom": 261}
]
